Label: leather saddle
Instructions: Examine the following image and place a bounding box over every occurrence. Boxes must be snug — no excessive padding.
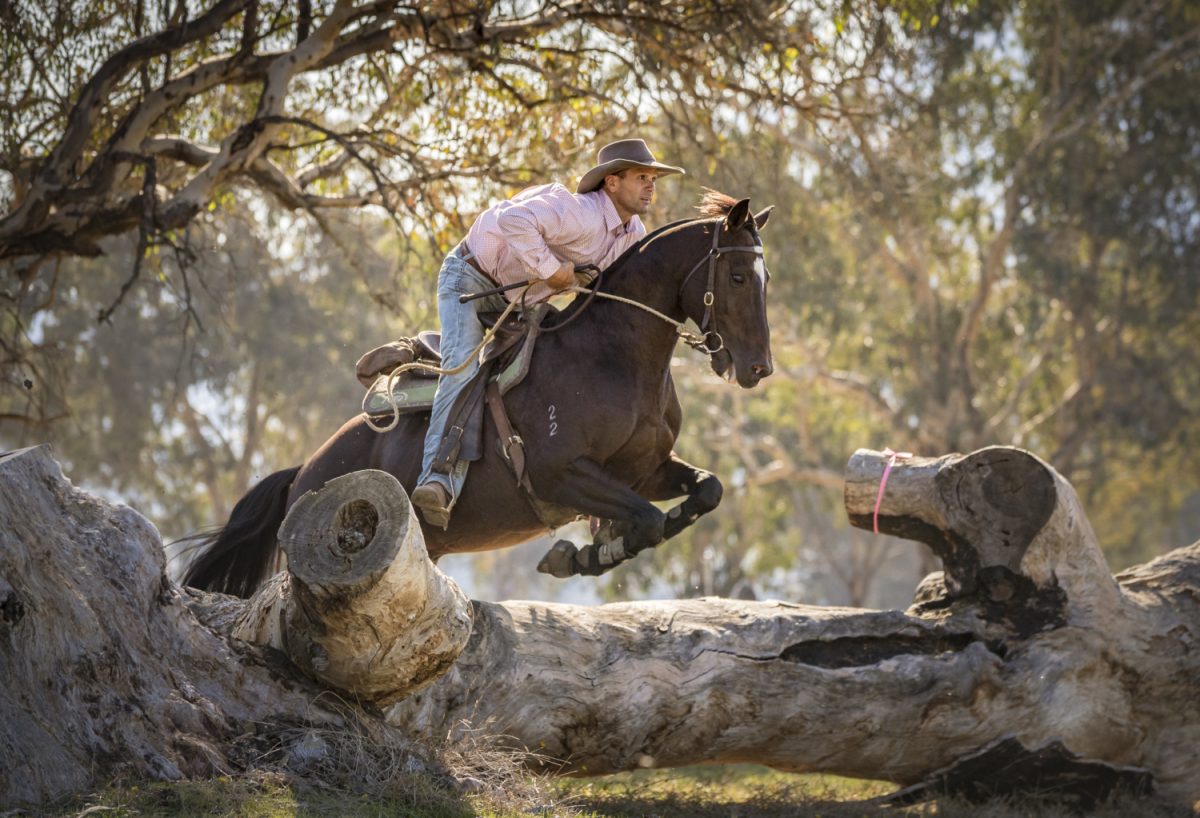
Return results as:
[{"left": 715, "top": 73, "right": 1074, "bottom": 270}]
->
[{"left": 359, "top": 306, "right": 551, "bottom": 418}]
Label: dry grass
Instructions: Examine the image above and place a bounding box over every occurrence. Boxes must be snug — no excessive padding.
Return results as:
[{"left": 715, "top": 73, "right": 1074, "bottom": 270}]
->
[
  {"left": 553, "top": 764, "right": 1199, "bottom": 818},
  {"left": 25, "top": 755, "right": 1199, "bottom": 818}
]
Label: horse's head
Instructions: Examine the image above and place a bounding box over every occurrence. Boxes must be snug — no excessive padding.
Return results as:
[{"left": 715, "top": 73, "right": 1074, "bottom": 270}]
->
[{"left": 684, "top": 194, "right": 774, "bottom": 388}]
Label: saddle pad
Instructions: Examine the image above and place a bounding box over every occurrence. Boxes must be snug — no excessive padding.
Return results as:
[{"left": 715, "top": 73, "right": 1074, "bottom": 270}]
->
[
  {"left": 362, "top": 305, "right": 552, "bottom": 418},
  {"left": 363, "top": 372, "right": 440, "bottom": 417}
]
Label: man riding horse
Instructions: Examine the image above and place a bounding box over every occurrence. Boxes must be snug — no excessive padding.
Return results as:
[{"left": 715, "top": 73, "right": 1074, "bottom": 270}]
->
[
  {"left": 181, "top": 149, "right": 773, "bottom": 596},
  {"left": 410, "top": 138, "right": 686, "bottom": 528}
]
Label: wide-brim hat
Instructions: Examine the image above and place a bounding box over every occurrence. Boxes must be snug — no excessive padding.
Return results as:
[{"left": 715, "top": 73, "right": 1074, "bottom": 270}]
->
[{"left": 576, "top": 139, "right": 685, "bottom": 193}]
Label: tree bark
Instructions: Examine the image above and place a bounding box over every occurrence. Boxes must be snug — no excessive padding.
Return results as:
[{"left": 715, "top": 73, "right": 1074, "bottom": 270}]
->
[
  {"left": 386, "top": 447, "right": 1199, "bottom": 806},
  {"left": 0, "top": 446, "right": 437, "bottom": 807},
  {"left": 230, "top": 468, "right": 471, "bottom": 704},
  {"left": 3, "top": 444, "right": 1198, "bottom": 809}
]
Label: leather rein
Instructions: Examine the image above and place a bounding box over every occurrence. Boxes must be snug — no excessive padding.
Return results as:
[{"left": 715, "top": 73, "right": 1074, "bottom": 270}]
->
[{"left": 542, "top": 218, "right": 767, "bottom": 354}]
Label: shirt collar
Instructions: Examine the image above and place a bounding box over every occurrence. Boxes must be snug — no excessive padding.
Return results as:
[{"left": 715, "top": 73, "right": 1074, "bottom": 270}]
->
[{"left": 595, "top": 190, "right": 628, "bottom": 235}]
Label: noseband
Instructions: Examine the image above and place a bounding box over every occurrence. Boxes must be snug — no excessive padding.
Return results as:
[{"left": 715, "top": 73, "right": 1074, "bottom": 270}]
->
[{"left": 678, "top": 221, "right": 768, "bottom": 353}]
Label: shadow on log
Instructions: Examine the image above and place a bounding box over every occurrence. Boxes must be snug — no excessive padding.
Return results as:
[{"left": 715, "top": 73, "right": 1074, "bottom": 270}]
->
[{"left": 2, "top": 443, "right": 1199, "bottom": 811}]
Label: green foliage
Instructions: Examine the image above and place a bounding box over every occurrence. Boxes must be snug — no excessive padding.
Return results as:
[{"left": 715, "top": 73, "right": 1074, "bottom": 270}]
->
[
  {"left": 600, "top": 0, "right": 1200, "bottom": 604},
  {"left": 1, "top": 201, "right": 434, "bottom": 538},
  {"left": 3, "top": 0, "right": 1199, "bottom": 607}
]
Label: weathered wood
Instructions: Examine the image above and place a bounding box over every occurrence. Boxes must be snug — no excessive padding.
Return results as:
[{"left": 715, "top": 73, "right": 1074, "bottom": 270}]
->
[
  {"left": 3, "top": 443, "right": 1199, "bottom": 810},
  {"left": 383, "top": 447, "right": 1199, "bottom": 806},
  {"left": 230, "top": 469, "right": 471, "bottom": 704},
  {"left": 843, "top": 446, "right": 1121, "bottom": 628},
  {"left": 0, "top": 446, "right": 430, "bottom": 807}
]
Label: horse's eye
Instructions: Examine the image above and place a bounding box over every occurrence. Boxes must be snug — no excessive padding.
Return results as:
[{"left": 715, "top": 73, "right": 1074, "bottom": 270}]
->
[{"left": 731, "top": 272, "right": 747, "bottom": 285}]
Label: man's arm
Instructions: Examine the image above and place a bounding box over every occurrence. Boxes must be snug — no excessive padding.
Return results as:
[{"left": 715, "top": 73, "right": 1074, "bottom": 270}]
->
[{"left": 496, "top": 184, "right": 586, "bottom": 287}]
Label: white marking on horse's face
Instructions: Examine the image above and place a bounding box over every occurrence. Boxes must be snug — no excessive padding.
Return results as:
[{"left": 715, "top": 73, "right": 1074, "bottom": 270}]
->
[{"left": 753, "top": 255, "right": 767, "bottom": 289}]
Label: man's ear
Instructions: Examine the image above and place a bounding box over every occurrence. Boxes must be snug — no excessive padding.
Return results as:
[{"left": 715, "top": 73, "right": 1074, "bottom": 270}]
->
[
  {"left": 754, "top": 206, "right": 774, "bottom": 230},
  {"left": 724, "top": 198, "right": 752, "bottom": 231}
]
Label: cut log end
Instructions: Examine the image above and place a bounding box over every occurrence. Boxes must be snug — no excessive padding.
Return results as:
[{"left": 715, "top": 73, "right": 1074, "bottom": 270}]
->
[
  {"left": 262, "top": 469, "right": 472, "bottom": 705},
  {"left": 277, "top": 469, "right": 413, "bottom": 597}
]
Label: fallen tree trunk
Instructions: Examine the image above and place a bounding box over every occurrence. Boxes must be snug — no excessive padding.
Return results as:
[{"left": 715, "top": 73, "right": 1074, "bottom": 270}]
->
[
  {"left": 384, "top": 447, "right": 1200, "bottom": 806},
  {"left": 229, "top": 469, "right": 471, "bottom": 704},
  {"left": 3, "top": 443, "right": 1198, "bottom": 809}
]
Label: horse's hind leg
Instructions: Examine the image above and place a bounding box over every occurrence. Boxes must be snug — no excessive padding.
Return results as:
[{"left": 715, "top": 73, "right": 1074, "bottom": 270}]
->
[
  {"left": 635, "top": 453, "right": 723, "bottom": 541},
  {"left": 535, "top": 457, "right": 666, "bottom": 578}
]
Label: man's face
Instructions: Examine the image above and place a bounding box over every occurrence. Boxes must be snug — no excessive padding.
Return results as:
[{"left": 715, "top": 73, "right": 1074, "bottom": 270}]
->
[{"left": 605, "top": 168, "right": 659, "bottom": 219}]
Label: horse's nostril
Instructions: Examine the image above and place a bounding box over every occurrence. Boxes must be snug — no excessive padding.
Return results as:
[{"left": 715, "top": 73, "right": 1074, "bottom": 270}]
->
[{"left": 751, "top": 363, "right": 772, "bottom": 378}]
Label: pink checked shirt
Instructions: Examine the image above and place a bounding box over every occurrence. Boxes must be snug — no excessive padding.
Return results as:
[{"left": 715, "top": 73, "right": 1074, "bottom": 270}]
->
[{"left": 465, "top": 183, "right": 646, "bottom": 302}]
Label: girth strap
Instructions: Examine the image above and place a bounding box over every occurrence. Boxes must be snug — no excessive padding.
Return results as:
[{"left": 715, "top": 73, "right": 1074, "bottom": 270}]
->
[
  {"left": 484, "top": 379, "right": 568, "bottom": 531},
  {"left": 485, "top": 380, "right": 528, "bottom": 489}
]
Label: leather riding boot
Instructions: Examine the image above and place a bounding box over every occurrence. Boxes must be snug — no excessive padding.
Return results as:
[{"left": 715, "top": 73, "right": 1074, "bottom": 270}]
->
[{"left": 411, "top": 481, "right": 452, "bottom": 529}]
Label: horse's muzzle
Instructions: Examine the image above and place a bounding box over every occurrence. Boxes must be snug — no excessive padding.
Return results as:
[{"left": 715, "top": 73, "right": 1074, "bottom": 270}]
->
[
  {"left": 710, "top": 349, "right": 772, "bottom": 388},
  {"left": 738, "top": 360, "right": 772, "bottom": 387}
]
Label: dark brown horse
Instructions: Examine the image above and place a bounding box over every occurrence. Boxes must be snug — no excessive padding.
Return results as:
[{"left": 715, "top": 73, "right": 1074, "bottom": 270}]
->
[{"left": 182, "top": 192, "right": 773, "bottom": 596}]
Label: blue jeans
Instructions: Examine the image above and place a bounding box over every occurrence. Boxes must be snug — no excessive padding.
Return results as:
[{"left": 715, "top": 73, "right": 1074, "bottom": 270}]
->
[{"left": 418, "top": 252, "right": 508, "bottom": 498}]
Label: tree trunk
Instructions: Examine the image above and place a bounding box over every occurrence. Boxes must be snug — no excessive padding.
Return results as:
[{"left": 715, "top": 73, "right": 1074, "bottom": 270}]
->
[
  {"left": 229, "top": 468, "right": 471, "bottom": 705},
  {"left": 3, "top": 443, "right": 1198, "bottom": 809}
]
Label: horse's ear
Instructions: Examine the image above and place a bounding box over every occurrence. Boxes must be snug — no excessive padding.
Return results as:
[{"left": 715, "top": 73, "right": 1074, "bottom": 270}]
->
[
  {"left": 724, "top": 198, "right": 752, "bottom": 231},
  {"left": 754, "top": 206, "right": 774, "bottom": 230}
]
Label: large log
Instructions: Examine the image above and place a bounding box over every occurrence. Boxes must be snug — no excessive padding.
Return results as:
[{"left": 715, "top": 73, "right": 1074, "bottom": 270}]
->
[
  {"left": 383, "top": 447, "right": 1200, "bottom": 806},
  {"left": 0, "top": 446, "right": 435, "bottom": 807},
  {"left": 229, "top": 470, "right": 471, "bottom": 704},
  {"left": 3, "top": 443, "right": 1198, "bottom": 809}
]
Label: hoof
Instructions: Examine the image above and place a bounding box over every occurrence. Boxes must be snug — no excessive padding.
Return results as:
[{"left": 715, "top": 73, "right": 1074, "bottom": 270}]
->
[{"left": 537, "top": 540, "right": 578, "bottom": 578}]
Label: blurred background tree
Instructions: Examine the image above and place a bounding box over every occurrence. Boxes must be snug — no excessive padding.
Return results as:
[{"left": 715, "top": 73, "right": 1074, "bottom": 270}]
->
[{"left": 2, "top": 0, "right": 1198, "bottom": 607}]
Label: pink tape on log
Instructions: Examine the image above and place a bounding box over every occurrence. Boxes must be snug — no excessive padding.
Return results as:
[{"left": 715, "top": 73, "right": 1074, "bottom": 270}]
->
[{"left": 873, "top": 447, "right": 912, "bottom": 534}]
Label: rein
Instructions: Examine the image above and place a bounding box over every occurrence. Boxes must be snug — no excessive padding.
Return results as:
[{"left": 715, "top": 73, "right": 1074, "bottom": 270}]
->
[
  {"left": 550, "top": 218, "right": 766, "bottom": 354},
  {"left": 564, "top": 285, "right": 711, "bottom": 351}
]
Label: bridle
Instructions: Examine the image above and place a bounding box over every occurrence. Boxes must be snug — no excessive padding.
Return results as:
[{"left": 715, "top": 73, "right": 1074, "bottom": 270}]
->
[{"left": 678, "top": 219, "right": 768, "bottom": 354}]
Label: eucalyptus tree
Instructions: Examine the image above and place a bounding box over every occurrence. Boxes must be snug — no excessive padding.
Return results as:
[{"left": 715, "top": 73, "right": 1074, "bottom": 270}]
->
[
  {"left": 0, "top": 0, "right": 880, "bottom": 457},
  {"left": 607, "top": 0, "right": 1200, "bottom": 603},
  {"left": 0, "top": 0, "right": 858, "bottom": 271}
]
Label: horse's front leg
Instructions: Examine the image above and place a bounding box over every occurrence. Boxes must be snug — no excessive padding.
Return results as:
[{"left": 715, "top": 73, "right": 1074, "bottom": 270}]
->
[
  {"left": 535, "top": 457, "right": 666, "bottom": 578},
  {"left": 636, "top": 453, "right": 723, "bottom": 541}
]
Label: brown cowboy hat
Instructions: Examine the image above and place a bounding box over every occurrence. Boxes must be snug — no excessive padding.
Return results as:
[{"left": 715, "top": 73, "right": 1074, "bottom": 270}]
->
[{"left": 576, "top": 138, "right": 685, "bottom": 194}]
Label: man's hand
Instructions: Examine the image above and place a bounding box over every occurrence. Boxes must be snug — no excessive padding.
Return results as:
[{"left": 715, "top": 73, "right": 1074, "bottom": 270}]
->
[{"left": 545, "top": 259, "right": 576, "bottom": 291}]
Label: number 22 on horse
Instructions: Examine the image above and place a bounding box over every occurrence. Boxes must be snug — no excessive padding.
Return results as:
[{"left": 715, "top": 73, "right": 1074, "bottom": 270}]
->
[{"left": 181, "top": 193, "right": 773, "bottom": 596}]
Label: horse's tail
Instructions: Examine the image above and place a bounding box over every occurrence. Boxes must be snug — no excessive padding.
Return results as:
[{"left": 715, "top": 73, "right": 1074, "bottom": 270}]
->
[{"left": 177, "top": 465, "right": 301, "bottom": 598}]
